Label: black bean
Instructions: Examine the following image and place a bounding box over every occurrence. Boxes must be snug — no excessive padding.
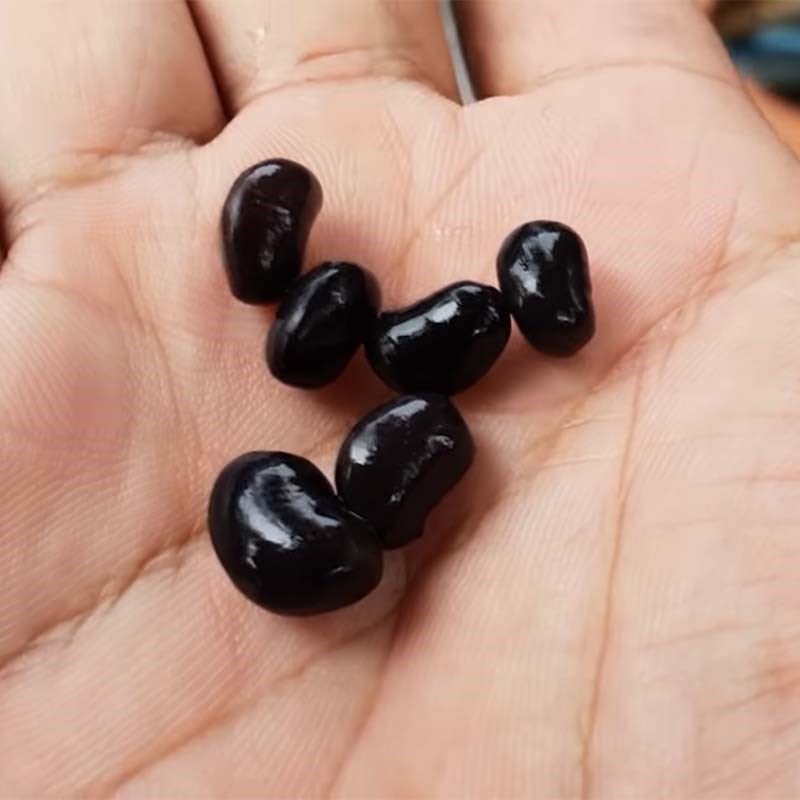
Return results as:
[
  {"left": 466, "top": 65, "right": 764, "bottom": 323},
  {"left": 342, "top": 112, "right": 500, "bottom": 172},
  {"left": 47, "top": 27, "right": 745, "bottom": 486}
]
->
[
  {"left": 365, "top": 281, "right": 510, "bottom": 396},
  {"left": 208, "top": 452, "right": 382, "bottom": 616},
  {"left": 266, "top": 262, "right": 380, "bottom": 388},
  {"left": 496, "top": 221, "right": 595, "bottom": 356},
  {"left": 221, "top": 159, "right": 322, "bottom": 304},
  {"left": 335, "top": 394, "right": 474, "bottom": 549}
]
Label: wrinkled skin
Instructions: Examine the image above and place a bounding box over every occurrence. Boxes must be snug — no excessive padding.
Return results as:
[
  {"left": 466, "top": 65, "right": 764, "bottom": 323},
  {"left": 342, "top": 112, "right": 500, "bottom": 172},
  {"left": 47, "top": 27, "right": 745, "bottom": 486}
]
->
[{"left": 1, "top": 1, "right": 800, "bottom": 797}]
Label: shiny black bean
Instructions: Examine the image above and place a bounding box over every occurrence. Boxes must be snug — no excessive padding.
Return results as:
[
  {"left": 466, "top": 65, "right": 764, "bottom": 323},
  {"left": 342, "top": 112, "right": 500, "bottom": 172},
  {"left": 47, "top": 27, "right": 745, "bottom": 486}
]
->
[
  {"left": 496, "top": 221, "right": 595, "bottom": 356},
  {"left": 365, "top": 281, "right": 510, "bottom": 395},
  {"left": 208, "top": 452, "right": 382, "bottom": 616},
  {"left": 221, "top": 159, "right": 322, "bottom": 304},
  {"left": 267, "top": 262, "right": 380, "bottom": 388},
  {"left": 335, "top": 394, "right": 474, "bottom": 549}
]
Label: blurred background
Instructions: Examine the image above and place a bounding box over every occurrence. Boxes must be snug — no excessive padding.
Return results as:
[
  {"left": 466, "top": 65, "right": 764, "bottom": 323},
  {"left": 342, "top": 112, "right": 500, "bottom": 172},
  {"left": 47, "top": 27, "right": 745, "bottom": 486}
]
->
[{"left": 714, "top": 0, "right": 800, "bottom": 154}]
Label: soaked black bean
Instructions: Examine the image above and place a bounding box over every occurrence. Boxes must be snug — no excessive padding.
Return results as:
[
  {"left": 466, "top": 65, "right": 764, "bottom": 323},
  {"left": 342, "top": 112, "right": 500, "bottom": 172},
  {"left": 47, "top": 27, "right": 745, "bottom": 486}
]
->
[
  {"left": 496, "top": 221, "right": 595, "bottom": 356},
  {"left": 365, "top": 281, "right": 510, "bottom": 396},
  {"left": 208, "top": 451, "right": 382, "bottom": 616},
  {"left": 221, "top": 159, "right": 322, "bottom": 304},
  {"left": 335, "top": 394, "right": 475, "bottom": 549},
  {"left": 267, "top": 262, "right": 380, "bottom": 388}
]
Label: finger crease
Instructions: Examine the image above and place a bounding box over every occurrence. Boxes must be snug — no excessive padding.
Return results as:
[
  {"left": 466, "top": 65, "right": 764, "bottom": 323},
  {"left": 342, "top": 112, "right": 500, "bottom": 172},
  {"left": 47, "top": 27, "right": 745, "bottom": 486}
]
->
[
  {"left": 517, "top": 58, "right": 740, "bottom": 98},
  {"left": 236, "top": 66, "right": 441, "bottom": 111}
]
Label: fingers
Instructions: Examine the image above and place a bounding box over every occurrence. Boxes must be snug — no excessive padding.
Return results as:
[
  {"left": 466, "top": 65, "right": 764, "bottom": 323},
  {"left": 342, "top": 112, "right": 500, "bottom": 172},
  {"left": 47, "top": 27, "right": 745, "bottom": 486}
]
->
[
  {"left": 0, "top": 0, "right": 223, "bottom": 237},
  {"left": 455, "top": 0, "right": 738, "bottom": 99},
  {"left": 190, "top": 0, "right": 459, "bottom": 113}
]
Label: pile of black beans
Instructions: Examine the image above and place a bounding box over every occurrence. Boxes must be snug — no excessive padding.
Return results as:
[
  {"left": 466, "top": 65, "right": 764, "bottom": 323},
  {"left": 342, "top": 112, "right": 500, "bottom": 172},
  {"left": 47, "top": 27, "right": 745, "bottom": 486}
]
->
[{"left": 208, "top": 159, "right": 595, "bottom": 616}]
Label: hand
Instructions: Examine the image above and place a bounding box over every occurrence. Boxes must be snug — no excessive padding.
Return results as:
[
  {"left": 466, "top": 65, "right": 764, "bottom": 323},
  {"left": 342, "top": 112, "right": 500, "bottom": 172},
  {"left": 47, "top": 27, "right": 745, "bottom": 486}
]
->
[{"left": 1, "top": 1, "right": 799, "bottom": 796}]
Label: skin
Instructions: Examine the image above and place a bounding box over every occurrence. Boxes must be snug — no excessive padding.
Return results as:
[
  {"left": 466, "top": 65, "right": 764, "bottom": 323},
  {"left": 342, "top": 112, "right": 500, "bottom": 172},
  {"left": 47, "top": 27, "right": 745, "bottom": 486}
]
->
[{"left": 1, "top": 1, "right": 799, "bottom": 797}]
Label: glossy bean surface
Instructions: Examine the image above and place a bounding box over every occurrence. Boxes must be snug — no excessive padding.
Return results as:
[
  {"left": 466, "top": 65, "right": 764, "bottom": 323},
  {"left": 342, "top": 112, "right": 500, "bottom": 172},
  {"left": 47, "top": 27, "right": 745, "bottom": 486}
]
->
[
  {"left": 497, "top": 221, "right": 595, "bottom": 356},
  {"left": 335, "top": 394, "right": 474, "bottom": 549},
  {"left": 221, "top": 159, "right": 322, "bottom": 304},
  {"left": 267, "top": 262, "right": 379, "bottom": 388},
  {"left": 366, "top": 281, "right": 510, "bottom": 395},
  {"left": 208, "top": 451, "right": 382, "bottom": 615}
]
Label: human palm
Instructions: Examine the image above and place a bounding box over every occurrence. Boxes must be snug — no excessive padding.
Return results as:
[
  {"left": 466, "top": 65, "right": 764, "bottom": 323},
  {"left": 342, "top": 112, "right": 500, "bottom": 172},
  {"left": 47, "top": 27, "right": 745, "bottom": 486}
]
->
[{"left": 2, "top": 1, "right": 800, "bottom": 797}]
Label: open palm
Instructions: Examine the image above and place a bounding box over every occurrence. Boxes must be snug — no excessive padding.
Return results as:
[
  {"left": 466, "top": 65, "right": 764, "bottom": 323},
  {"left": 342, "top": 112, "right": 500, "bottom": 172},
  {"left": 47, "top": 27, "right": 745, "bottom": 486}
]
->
[{"left": 2, "top": 1, "right": 800, "bottom": 797}]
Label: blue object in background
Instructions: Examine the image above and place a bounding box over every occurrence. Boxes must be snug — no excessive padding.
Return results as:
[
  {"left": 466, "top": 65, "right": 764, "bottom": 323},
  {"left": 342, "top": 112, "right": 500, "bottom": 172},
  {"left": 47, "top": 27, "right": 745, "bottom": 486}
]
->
[{"left": 726, "top": 16, "right": 800, "bottom": 97}]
